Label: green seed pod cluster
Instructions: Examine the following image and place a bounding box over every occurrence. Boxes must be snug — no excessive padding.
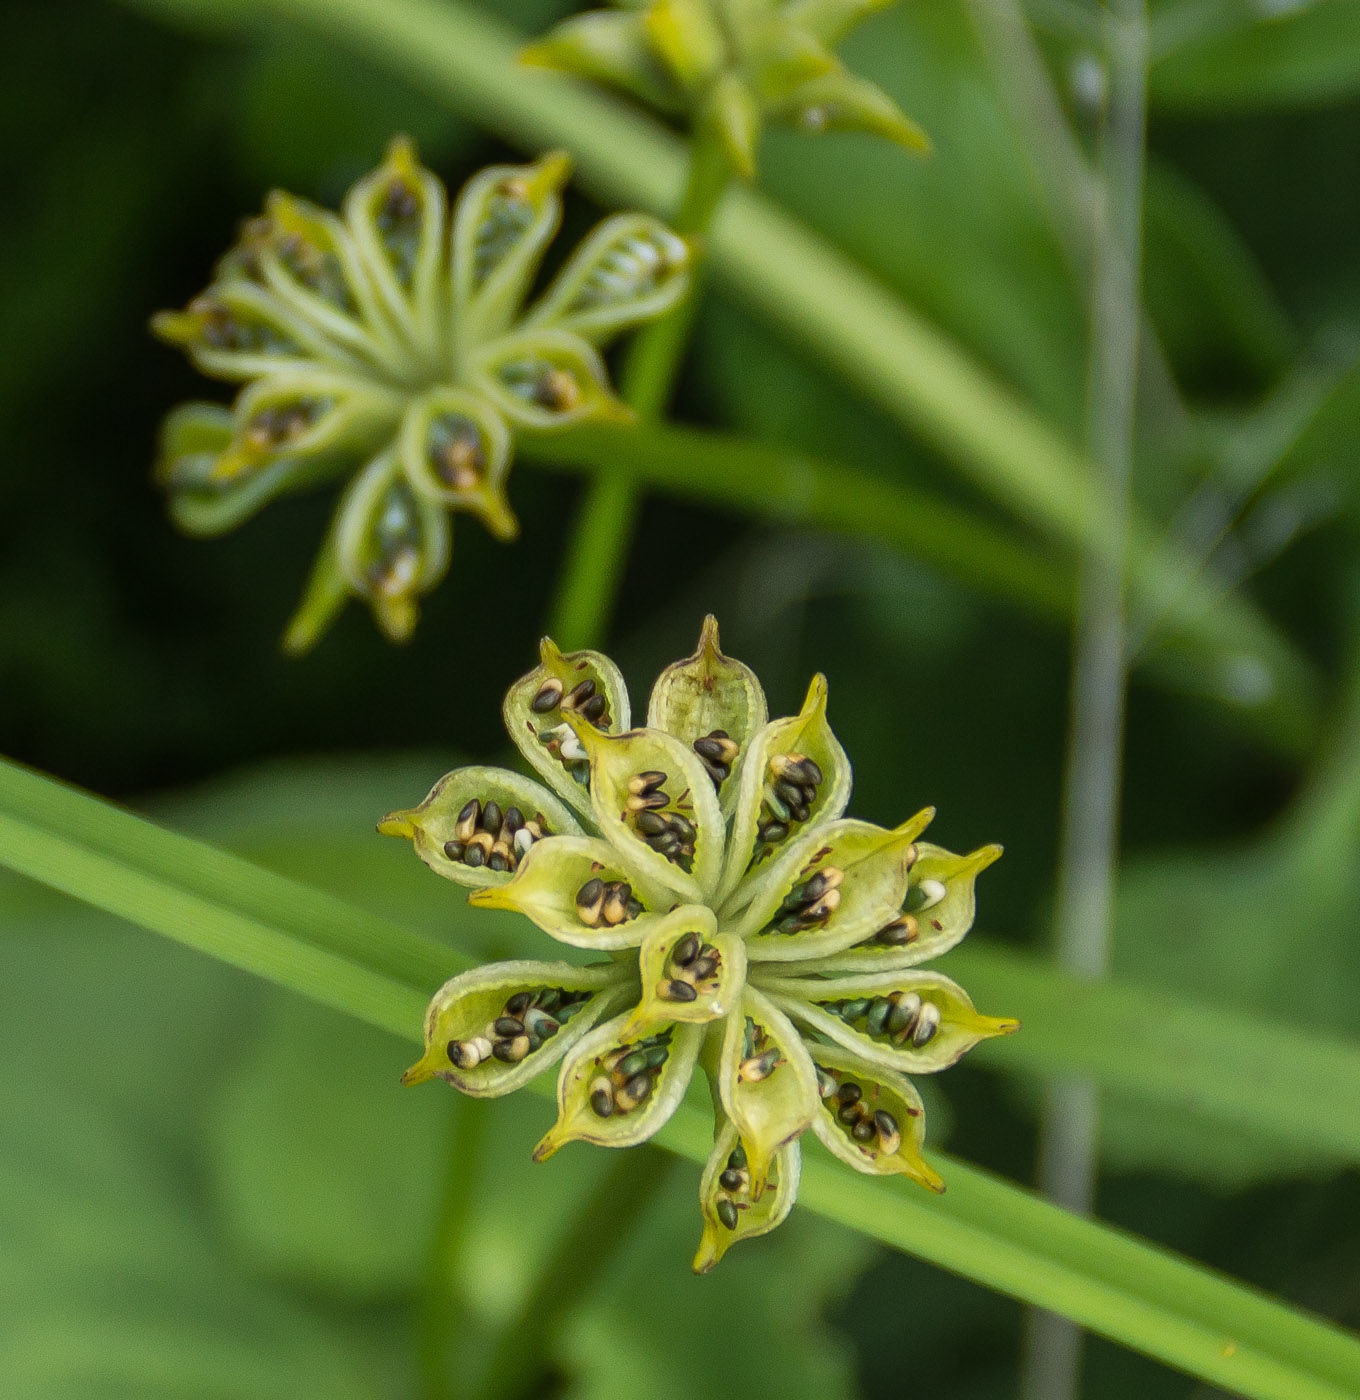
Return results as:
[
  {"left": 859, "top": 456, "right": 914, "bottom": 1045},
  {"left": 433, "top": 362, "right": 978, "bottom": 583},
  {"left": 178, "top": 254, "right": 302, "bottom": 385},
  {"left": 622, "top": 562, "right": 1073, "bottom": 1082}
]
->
[
  {"left": 523, "top": 0, "right": 929, "bottom": 177},
  {"left": 387, "top": 617, "right": 1016, "bottom": 1271},
  {"left": 152, "top": 139, "right": 692, "bottom": 649}
]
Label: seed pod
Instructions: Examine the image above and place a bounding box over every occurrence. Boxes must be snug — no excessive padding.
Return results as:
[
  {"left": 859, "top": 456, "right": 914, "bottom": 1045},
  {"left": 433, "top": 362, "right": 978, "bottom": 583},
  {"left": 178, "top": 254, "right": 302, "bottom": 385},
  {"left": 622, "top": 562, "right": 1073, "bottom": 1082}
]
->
[
  {"left": 771, "top": 970, "right": 1017, "bottom": 1076},
  {"left": 813, "top": 842, "right": 1004, "bottom": 975},
  {"left": 469, "top": 834, "right": 665, "bottom": 950},
  {"left": 646, "top": 616, "right": 768, "bottom": 811},
  {"left": 717, "top": 674, "right": 852, "bottom": 905},
  {"left": 737, "top": 813, "right": 931, "bottom": 962},
  {"left": 716, "top": 988, "right": 819, "bottom": 1199},
  {"left": 535, "top": 1012, "right": 705, "bottom": 1159},
  {"left": 502, "top": 637, "right": 630, "bottom": 820},
  {"left": 378, "top": 765, "right": 580, "bottom": 891},
  {"left": 623, "top": 908, "right": 745, "bottom": 1037},
  {"left": 694, "top": 1116, "right": 801, "bottom": 1274},
  {"left": 522, "top": 211, "right": 692, "bottom": 344},
  {"left": 400, "top": 960, "right": 624, "bottom": 1097},
  {"left": 808, "top": 1046, "right": 941, "bottom": 1190}
]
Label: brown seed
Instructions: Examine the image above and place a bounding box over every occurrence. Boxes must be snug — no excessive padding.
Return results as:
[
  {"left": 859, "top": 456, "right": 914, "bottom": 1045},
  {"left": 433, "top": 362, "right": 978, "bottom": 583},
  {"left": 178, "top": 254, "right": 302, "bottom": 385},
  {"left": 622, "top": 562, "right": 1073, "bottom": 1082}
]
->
[
  {"left": 659, "top": 978, "right": 698, "bottom": 1003},
  {"left": 576, "top": 877, "right": 606, "bottom": 926},
  {"left": 873, "top": 1110, "right": 901, "bottom": 1154},
  {"left": 602, "top": 883, "right": 633, "bottom": 925}
]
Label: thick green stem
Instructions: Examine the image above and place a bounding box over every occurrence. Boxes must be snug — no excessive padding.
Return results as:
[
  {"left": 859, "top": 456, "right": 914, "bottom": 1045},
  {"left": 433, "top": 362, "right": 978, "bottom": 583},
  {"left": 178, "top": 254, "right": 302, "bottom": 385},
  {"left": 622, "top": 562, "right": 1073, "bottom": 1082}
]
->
[
  {"left": 1024, "top": 3, "right": 1148, "bottom": 1399},
  {"left": 546, "top": 133, "right": 731, "bottom": 649},
  {"left": 478, "top": 1148, "right": 675, "bottom": 1400}
]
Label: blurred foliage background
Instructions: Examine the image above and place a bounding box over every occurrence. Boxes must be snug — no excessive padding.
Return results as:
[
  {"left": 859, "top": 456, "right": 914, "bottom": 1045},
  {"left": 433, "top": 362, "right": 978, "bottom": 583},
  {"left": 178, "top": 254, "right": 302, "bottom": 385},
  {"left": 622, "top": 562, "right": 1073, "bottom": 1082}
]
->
[{"left": 4, "top": 0, "right": 1360, "bottom": 1396}]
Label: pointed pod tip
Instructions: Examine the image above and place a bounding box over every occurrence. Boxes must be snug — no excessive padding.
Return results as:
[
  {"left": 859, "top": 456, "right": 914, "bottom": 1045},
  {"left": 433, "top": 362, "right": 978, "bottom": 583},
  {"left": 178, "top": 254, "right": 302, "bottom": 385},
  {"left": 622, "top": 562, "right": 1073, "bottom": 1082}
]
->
[
  {"left": 539, "top": 635, "right": 565, "bottom": 666},
  {"left": 802, "top": 672, "right": 829, "bottom": 715},
  {"left": 377, "top": 811, "right": 417, "bottom": 839},
  {"left": 697, "top": 613, "right": 722, "bottom": 657},
  {"left": 969, "top": 843, "right": 1004, "bottom": 872},
  {"left": 531, "top": 148, "right": 574, "bottom": 195},
  {"left": 531, "top": 1129, "right": 564, "bottom": 1163},
  {"left": 467, "top": 885, "right": 513, "bottom": 910},
  {"left": 400, "top": 1050, "right": 440, "bottom": 1087}
]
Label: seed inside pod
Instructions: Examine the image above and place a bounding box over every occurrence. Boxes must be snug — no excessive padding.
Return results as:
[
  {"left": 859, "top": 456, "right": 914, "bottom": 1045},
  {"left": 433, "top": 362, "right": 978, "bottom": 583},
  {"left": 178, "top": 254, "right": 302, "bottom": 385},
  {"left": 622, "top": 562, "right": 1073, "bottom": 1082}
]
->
[
  {"left": 427, "top": 412, "right": 486, "bottom": 493},
  {"left": 444, "top": 984, "right": 592, "bottom": 1074},
  {"left": 443, "top": 799, "right": 549, "bottom": 873},
  {"left": 693, "top": 729, "right": 740, "bottom": 787},
  {"left": 588, "top": 1030, "right": 674, "bottom": 1117},
  {"left": 530, "top": 677, "right": 563, "bottom": 713}
]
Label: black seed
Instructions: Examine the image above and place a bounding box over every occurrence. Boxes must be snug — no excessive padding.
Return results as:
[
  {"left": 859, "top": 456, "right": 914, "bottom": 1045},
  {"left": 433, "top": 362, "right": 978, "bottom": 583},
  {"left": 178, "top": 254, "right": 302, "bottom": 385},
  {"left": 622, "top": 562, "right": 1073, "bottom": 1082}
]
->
[
  {"left": 693, "top": 736, "right": 725, "bottom": 760},
  {"left": 719, "top": 1168, "right": 745, "bottom": 1191},
  {"left": 503, "top": 806, "right": 524, "bottom": 833},
  {"left": 481, "top": 801, "right": 503, "bottom": 835},
  {"left": 506, "top": 992, "right": 533, "bottom": 1017},
  {"left": 582, "top": 693, "right": 607, "bottom": 723},
  {"left": 689, "top": 955, "right": 718, "bottom": 980},
  {"left": 728, "top": 1142, "right": 747, "bottom": 1169},
  {"left": 635, "top": 810, "right": 669, "bottom": 836},
  {"left": 852, "top": 1119, "right": 876, "bottom": 1142},
  {"left": 464, "top": 844, "right": 485, "bottom": 868},
  {"left": 799, "top": 757, "right": 824, "bottom": 785},
  {"left": 837, "top": 1082, "right": 862, "bottom": 1106},
  {"left": 590, "top": 1087, "right": 614, "bottom": 1117},
  {"left": 672, "top": 933, "right": 701, "bottom": 967},
  {"left": 624, "top": 1072, "right": 653, "bottom": 1103},
  {"left": 457, "top": 799, "right": 480, "bottom": 825},
  {"left": 494, "top": 1017, "right": 525, "bottom": 1037},
  {"left": 774, "top": 778, "right": 804, "bottom": 808},
  {"left": 442, "top": 840, "right": 465, "bottom": 861},
  {"left": 717, "top": 1198, "right": 739, "bottom": 1230},
  {"left": 874, "top": 1110, "right": 899, "bottom": 1140},
  {"left": 576, "top": 877, "right": 605, "bottom": 924},
  {"left": 659, "top": 978, "right": 698, "bottom": 1002},
  {"left": 531, "top": 680, "right": 562, "bottom": 713},
  {"left": 762, "top": 821, "right": 790, "bottom": 844},
  {"left": 634, "top": 769, "right": 667, "bottom": 793},
  {"left": 838, "top": 1101, "right": 864, "bottom": 1124},
  {"left": 669, "top": 814, "right": 697, "bottom": 842},
  {"left": 488, "top": 851, "right": 508, "bottom": 872}
]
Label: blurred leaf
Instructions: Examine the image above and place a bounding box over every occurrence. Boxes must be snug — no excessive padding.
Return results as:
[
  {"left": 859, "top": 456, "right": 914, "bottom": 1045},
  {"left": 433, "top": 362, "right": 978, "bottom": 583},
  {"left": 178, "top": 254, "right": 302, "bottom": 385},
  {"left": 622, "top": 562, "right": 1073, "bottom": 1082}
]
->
[
  {"left": 1151, "top": 0, "right": 1360, "bottom": 113},
  {"left": 209, "top": 994, "right": 448, "bottom": 1298},
  {"left": 1143, "top": 158, "right": 1296, "bottom": 390},
  {"left": 6, "top": 754, "right": 1360, "bottom": 1396}
]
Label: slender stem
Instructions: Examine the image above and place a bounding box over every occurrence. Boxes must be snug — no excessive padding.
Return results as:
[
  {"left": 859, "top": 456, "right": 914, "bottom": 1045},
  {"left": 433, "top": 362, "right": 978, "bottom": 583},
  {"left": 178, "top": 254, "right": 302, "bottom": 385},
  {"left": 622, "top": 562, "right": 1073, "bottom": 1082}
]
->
[
  {"left": 546, "top": 133, "right": 731, "bottom": 649},
  {"left": 477, "top": 1147, "right": 675, "bottom": 1400},
  {"left": 1022, "top": 5, "right": 1148, "bottom": 1400},
  {"left": 419, "top": 1097, "right": 488, "bottom": 1400}
]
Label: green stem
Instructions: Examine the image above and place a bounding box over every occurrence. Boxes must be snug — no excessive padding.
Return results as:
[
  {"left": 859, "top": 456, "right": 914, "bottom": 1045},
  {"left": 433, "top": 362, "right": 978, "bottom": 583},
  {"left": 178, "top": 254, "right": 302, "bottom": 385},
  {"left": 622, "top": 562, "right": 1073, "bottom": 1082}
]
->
[
  {"left": 477, "top": 1148, "right": 675, "bottom": 1400},
  {"left": 546, "top": 132, "right": 731, "bottom": 649},
  {"left": 419, "top": 1097, "right": 488, "bottom": 1400},
  {"left": 1024, "top": 3, "right": 1149, "bottom": 1398}
]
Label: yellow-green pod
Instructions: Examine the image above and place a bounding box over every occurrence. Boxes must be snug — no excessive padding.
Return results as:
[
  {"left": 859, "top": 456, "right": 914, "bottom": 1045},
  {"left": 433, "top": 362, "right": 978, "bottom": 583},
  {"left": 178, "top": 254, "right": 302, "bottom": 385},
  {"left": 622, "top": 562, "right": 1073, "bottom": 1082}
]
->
[
  {"left": 522, "top": 212, "right": 692, "bottom": 346},
  {"left": 342, "top": 136, "right": 448, "bottom": 367},
  {"left": 693, "top": 1113, "right": 801, "bottom": 1274},
  {"left": 471, "top": 327, "right": 632, "bottom": 432},
  {"left": 397, "top": 387, "right": 516, "bottom": 540},
  {"left": 401, "top": 960, "right": 627, "bottom": 1097},
  {"left": 806, "top": 842, "right": 1003, "bottom": 974},
  {"left": 451, "top": 151, "right": 573, "bottom": 351},
  {"left": 647, "top": 615, "right": 768, "bottom": 814},
  {"left": 503, "top": 637, "right": 632, "bottom": 820},
  {"left": 562, "top": 712, "right": 726, "bottom": 903},
  {"left": 378, "top": 764, "right": 582, "bottom": 890},
  {"left": 468, "top": 834, "right": 668, "bottom": 948},
  {"left": 764, "top": 968, "right": 1019, "bottom": 1075},
  {"left": 534, "top": 1010, "right": 705, "bottom": 1159},
  {"left": 715, "top": 987, "right": 819, "bottom": 1198},
  {"left": 624, "top": 906, "right": 746, "bottom": 1036},
  {"left": 807, "top": 1042, "right": 943, "bottom": 1191},
  {"left": 717, "top": 673, "right": 852, "bottom": 904},
  {"left": 733, "top": 812, "right": 933, "bottom": 963}
]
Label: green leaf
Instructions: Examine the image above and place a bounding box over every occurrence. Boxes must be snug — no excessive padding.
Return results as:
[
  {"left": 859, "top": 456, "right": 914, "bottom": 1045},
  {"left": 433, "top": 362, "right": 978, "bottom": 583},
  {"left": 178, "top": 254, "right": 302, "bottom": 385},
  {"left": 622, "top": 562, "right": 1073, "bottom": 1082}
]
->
[
  {"left": 1151, "top": 1, "right": 1360, "bottom": 113},
  {"left": 5, "top": 752, "right": 1360, "bottom": 1398}
]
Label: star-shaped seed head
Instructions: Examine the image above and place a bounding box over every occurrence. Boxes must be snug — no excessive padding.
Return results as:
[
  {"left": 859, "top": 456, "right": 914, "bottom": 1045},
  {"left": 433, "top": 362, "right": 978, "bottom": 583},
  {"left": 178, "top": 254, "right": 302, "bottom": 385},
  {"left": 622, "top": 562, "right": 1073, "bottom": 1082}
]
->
[
  {"left": 385, "top": 617, "right": 1016, "bottom": 1270},
  {"left": 152, "top": 139, "right": 692, "bottom": 649},
  {"left": 523, "top": 0, "right": 928, "bottom": 176}
]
